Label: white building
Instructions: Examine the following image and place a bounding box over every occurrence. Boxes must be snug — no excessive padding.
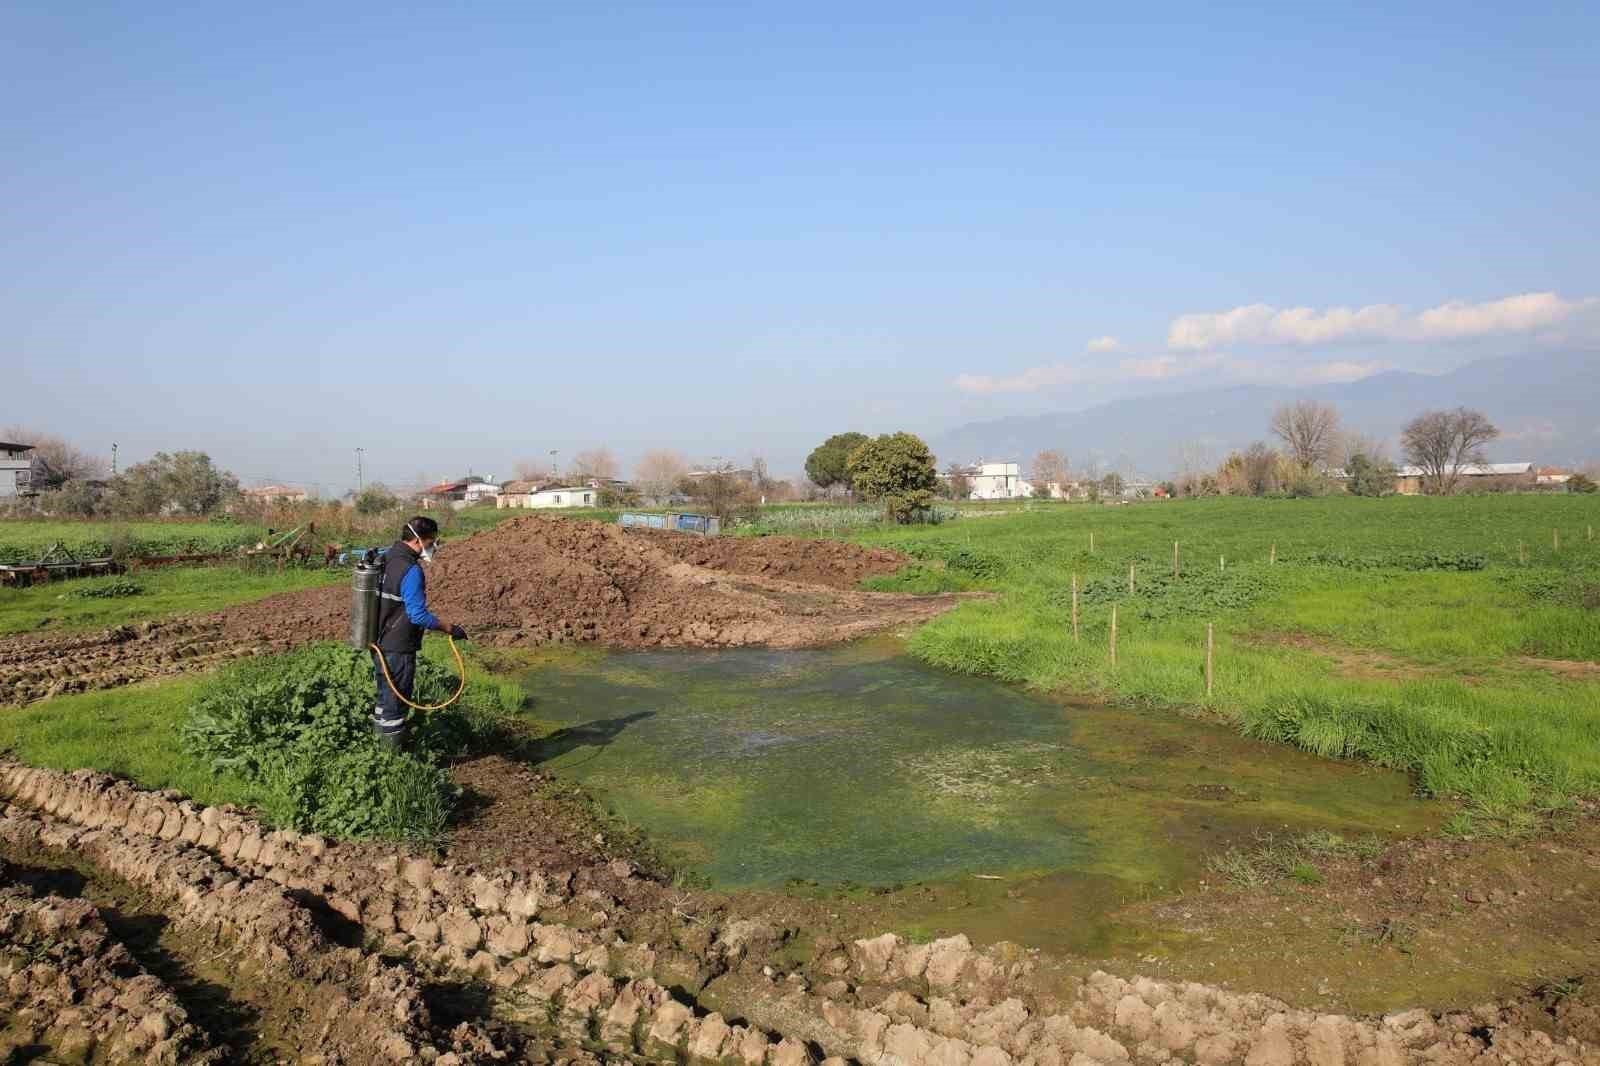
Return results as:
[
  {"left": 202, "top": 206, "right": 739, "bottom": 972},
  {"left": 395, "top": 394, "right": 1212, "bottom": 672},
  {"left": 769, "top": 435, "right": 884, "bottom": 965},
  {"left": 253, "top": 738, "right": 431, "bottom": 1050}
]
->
[
  {"left": 496, "top": 480, "right": 599, "bottom": 509},
  {"left": 0, "top": 441, "right": 35, "bottom": 498},
  {"left": 966, "top": 461, "right": 1034, "bottom": 500},
  {"left": 462, "top": 480, "right": 500, "bottom": 505}
]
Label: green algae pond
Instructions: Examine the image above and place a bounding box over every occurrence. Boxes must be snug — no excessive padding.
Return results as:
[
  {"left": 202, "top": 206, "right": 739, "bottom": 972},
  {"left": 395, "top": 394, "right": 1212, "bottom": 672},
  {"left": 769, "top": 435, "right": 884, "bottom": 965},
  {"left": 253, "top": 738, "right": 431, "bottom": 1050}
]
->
[{"left": 519, "top": 638, "right": 1438, "bottom": 954}]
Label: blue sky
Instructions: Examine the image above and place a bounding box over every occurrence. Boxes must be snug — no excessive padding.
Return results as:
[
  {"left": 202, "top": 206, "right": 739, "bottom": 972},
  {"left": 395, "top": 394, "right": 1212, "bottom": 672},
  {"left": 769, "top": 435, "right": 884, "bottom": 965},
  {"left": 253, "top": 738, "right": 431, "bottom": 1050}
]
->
[{"left": 6, "top": 2, "right": 1596, "bottom": 491}]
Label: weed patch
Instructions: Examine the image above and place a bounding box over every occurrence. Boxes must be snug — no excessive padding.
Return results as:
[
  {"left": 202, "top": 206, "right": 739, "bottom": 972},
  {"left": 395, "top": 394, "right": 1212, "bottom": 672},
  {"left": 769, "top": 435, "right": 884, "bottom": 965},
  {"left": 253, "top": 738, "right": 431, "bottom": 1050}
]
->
[{"left": 182, "top": 643, "right": 502, "bottom": 841}]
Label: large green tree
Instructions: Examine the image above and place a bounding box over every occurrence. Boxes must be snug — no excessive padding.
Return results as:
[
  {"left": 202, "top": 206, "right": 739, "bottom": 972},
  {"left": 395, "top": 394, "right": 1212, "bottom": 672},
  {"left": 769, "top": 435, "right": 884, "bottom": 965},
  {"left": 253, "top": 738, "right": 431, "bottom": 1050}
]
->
[
  {"left": 846, "top": 432, "right": 938, "bottom": 523},
  {"left": 804, "top": 432, "right": 868, "bottom": 492},
  {"left": 107, "top": 451, "right": 240, "bottom": 516}
]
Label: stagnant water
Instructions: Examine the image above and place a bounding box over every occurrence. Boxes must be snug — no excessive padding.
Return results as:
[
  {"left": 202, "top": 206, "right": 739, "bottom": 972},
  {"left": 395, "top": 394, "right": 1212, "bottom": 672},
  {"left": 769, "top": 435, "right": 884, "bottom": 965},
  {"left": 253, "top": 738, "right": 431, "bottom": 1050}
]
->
[{"left": 520, "top": 639, "right": 1437, "bottom": 953}]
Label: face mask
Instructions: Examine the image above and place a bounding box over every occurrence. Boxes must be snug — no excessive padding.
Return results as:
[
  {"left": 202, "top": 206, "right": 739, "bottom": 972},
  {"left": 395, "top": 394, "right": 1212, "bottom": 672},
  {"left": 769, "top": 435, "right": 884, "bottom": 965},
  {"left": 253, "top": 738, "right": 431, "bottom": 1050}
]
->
[{"left": 407, "top": 524, "right": 438, "bottom": 565}]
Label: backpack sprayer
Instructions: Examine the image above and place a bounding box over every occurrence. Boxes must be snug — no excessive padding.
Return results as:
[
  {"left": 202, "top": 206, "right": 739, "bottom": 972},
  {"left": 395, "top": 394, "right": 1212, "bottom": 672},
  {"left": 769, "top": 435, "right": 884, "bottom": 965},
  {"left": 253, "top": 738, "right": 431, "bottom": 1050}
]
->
[{"left": 350, "top": 549, "right": 467, "bottom": 711}]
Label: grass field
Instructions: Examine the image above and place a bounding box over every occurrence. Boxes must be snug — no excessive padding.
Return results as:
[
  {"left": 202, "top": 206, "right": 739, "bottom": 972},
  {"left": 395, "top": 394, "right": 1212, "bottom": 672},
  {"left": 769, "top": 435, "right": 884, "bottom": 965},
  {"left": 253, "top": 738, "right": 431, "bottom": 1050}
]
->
[
  {"left": 0, "top": 519, "right": 265, "bottom": 564},
  {"left": 851, "top": 495, "right": 1600, "bottom": 823},
  {"left": 0, "top": 564, "right": 345, "bottom": 636}
]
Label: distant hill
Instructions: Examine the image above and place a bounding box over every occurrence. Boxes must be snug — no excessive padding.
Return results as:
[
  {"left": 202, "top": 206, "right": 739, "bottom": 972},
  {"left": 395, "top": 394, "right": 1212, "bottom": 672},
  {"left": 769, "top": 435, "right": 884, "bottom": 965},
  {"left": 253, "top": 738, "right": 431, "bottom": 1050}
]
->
[{"left": 931, "top": 350, "right": 1596, "bottom": 479}]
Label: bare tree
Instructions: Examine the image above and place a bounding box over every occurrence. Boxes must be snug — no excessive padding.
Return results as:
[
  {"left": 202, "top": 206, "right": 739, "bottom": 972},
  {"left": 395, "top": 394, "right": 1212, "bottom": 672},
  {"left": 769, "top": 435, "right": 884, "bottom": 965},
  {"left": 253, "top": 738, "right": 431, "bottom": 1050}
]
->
[
  {"left": 1332, "top": 429, "right": 1388, "bottom": 468},
  {"left": 513, "top": 458, "right": 548, "bottom": 481},
  {"left": 1031, "top": 450, "right": 1069, "bottom": 495},
  {"left": 570, "top": 447, "right": 617, "bottom": 480},
  {"left": 1, "top": 426, "right": 105, "bottom": 490},
  {"left": 1269, "top": 401, "right": 1341, "bottom": 469},
  {"left": 1401, "top": 408, "right": 1500, "bottom": 495},
  {"left": 634, "top": 449, "right": 689, "bottom": 502}
]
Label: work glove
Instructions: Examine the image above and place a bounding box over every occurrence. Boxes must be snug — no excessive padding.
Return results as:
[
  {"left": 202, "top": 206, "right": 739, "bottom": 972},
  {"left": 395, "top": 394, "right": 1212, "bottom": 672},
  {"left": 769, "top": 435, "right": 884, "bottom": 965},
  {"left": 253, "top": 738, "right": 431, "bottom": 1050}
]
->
[{"left": 449, "top": 624, "right": 469, "bottom": 641}]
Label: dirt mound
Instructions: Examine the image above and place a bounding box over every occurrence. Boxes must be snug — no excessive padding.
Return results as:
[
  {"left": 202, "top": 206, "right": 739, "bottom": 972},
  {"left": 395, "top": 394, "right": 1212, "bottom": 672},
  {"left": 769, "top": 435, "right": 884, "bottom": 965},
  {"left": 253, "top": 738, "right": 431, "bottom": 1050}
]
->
[
  {"left": 651, "top": 534, "right": 906, "bottom": 589},
  {"left": 1, "top": 519, "right": 966, "bottom": 704}
]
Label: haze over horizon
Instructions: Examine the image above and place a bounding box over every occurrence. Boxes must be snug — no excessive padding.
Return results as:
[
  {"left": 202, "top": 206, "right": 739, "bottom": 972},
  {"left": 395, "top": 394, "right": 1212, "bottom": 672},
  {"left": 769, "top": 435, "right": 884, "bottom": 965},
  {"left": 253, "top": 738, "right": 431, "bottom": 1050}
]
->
[{"left": 7, "top": 3, "right": 1597, "bottom": 492}]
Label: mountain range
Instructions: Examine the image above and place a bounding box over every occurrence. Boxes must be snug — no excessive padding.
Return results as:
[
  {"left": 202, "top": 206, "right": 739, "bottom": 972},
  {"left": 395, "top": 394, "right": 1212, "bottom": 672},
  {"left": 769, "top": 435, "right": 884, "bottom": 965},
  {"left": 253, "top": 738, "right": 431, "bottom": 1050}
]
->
[{"left": 930, "top": 350, "right": 1596, "bottom": 480}]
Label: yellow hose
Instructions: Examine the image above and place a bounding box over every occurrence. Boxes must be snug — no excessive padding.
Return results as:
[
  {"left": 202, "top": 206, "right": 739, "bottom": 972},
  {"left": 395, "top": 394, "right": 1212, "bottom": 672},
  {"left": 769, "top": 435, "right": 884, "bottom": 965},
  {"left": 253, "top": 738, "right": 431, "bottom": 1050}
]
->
[{"left": 370, "top": 634, "right": 467, "bottom": 712}]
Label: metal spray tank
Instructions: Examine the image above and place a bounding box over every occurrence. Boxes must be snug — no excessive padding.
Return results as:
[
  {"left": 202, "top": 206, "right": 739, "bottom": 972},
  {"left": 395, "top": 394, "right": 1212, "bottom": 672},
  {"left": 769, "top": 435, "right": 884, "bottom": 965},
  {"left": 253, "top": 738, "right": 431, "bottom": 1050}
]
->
[{"left": 349, "top": 549, "right": 384, "bottom": 651}]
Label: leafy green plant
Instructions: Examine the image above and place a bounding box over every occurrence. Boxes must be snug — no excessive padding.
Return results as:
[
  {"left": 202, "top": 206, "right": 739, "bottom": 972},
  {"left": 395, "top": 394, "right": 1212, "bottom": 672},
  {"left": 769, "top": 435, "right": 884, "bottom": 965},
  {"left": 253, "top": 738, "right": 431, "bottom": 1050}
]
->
[{"left": 182, "top": 643, "right": 498, "bottom": 841}]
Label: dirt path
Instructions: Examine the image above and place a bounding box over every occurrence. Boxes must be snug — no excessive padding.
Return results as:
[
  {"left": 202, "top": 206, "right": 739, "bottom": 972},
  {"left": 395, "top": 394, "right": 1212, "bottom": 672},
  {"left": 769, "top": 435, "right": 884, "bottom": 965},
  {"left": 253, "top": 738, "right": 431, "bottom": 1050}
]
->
[
  {"left": 5, "top": 762, "right": 1599, "bottom": 1065},
  {"left": 0, "top": 520, "right": 969, "bottom": 705}
]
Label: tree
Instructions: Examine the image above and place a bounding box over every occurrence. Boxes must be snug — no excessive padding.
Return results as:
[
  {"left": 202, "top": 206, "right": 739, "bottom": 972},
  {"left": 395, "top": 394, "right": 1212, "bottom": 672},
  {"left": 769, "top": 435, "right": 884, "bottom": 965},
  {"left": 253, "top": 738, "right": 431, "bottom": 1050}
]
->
[
  {"left": 1346, "top": 452, "right": 1397, "bottom": 497},
  {"left": 689, "top": 464, "right": 760, "bottom": 524},
  {"left": 1100, "top": 472, "right": 1126, "bottom": 496},
  {"left": 513, "top": 458, "right": 549, "bottom": 482},
  {"left": 355, "top": 483, "right": 400, "bottom": 514},
  {"left": 106, "top": 451, "right": 239, "bottom": 516},
  {"left": 1400, "top": 408, "right": 1499, "bottom": 495},
  {"left": 634, "top": 449, "right": 689, "bottom": 502},
  {"left": 804, "top": 432, "right": 869, "bottom": 493},
  {"left": 846, "top": 432, "right": 938, "bottom": 523},
  {"left": 1567, "top": 473, "right": 1597, "bottom": 494},
  {"left": 1, "top": 426, "right": 104, "bottom": 491},
  {"left": 1270, "top": 401, "right": 1341, "bottom": 469},
  {"left": 570, "top": 447, "right": 617, "bottom": 481},
  {"left": 944, "top": 463, "right": 972, "bottom": 500},
  {"left": 1031, "top": 450, "right": 1068, "bottom": 495},
  {"left": 1240, "top": 442, "right": 1282, "bottom": 496}
]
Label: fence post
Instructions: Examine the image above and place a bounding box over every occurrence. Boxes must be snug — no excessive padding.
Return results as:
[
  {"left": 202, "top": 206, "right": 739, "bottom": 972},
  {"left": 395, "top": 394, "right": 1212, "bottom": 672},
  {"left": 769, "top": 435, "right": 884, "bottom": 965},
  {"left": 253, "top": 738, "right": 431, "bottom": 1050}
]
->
[
  {"left": 1071, "top": 573, "right": 1079, "bottom": 642},
  {"left": 1270, "top": 542, "right": 1276, "bottom": 565},
  {"left": 1205, "top": 622, "right": 1214, "bottom": 698},
  {"left": 1128, "top": 561, "right": 1135, "bottom": 595},
  {"left": 1110, "top": 604, "right": 1118, "bottom": 667},
  {"left": 1172, "top": 540, "right": 1180, "bottom": 579}
]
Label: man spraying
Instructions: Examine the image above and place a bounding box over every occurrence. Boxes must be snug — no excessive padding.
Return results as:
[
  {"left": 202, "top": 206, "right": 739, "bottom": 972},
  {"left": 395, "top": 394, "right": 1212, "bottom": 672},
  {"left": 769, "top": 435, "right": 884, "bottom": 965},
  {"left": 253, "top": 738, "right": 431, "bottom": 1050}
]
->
[{"left": 372, "top": 516, "right": 468, "bottom": 750}]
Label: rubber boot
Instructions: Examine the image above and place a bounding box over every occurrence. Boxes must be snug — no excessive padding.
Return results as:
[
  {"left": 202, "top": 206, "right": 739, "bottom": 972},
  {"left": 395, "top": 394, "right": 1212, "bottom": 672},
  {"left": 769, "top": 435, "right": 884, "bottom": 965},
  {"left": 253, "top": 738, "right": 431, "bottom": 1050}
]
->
[{"left": 375, "top": 724, "right": 405, "bottom": 753}]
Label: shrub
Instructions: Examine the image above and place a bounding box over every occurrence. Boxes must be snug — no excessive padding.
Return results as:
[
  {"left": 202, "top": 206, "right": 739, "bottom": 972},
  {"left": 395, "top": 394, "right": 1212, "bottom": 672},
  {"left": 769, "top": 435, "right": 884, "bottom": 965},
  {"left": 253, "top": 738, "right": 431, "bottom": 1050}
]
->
[
  {"left": 1569, "top": 473, "right": 1597, "bottom": 494},
  {"left": 70, "top": 578, "right": 144, "bottom": 599},
  {"left": 182, "top": 643, "right": 496, "bottom": 841}
]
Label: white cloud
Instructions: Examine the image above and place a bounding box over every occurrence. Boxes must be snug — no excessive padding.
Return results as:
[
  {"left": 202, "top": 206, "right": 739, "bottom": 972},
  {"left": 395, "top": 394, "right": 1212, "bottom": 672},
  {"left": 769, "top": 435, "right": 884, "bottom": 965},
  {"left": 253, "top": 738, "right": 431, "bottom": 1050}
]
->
[
  {"left": 1167, "top": 292, "right": 1595, "bottom": 351},
  {"left": 1085, "top": 335, "right": 1123, "bottom": 352}
]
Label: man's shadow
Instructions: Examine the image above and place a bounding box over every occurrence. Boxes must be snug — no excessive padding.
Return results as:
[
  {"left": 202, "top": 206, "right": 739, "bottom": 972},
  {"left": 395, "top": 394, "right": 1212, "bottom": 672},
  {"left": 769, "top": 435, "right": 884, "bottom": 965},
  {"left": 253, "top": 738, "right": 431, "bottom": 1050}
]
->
[{"left": 525, "top": 710, "right": 655, "bottom": 767}]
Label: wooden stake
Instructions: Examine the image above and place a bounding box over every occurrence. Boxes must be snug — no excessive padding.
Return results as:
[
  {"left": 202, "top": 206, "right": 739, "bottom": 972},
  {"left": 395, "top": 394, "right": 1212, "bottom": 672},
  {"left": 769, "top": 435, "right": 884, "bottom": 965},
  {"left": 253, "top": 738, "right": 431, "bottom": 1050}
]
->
[
  {"left": 1554, "top": 528, "right": 1560, "bottom": 552},
  {"left": 1089, "top": 531, "right": 1096, "bottom": 554},
  {"left": 1109, "top": 604, "right": 1118, "bottom": 667},
  {"left": 1589, "top": 524, "right": 1594, "bottom": 542},
  {"left": 1071, "top": 573, "right": 1079, "bottom": 642},
  {"left": 1269, "top": 542, "right": 1276, "bottom": 565},
  {"left": 1205, "top": 623, "right": 1214, "bottom": 698},
  {"left": 1128, "top": 561, "right": 1135, "bottom": 595},
  {"left": 1519, "top": 541, "right": 1527, "bottom": 564},
  {"left": 1172, "top": 540, "right": 1180, "bottom": 579},
  {"left": 1220, "top": 554, "right": 1225, "bottom": 572}
]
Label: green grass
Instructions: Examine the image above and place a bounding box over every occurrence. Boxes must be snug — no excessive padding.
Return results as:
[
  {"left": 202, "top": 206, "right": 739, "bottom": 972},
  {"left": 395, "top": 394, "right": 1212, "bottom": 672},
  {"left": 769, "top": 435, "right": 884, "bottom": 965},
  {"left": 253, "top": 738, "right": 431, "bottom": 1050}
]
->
[
  {"left": 0, "top": 519, "right": 265, "bottom": 564},
  {"left": 847, "top": 495, "right": 1600, "bottom": 815},
  {"left": 0, "top": 564, "right": 345, "bottom": 636},
  {"left": 0, "top": 676, "right": 273, "bottom": 810}
]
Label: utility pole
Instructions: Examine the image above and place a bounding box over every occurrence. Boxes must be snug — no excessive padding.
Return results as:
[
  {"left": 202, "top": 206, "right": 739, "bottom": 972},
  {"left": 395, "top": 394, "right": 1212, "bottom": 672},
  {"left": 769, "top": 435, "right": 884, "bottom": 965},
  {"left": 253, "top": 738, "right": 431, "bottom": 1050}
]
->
[
  {"left": 110, "top": 443, "right": 118, "bottom": 477},
  {"left": 355, "top": 448, "right": 365, "bottom": 493},
  {"left": 550, "top": 450, "right": 558, "bottom": 479}
]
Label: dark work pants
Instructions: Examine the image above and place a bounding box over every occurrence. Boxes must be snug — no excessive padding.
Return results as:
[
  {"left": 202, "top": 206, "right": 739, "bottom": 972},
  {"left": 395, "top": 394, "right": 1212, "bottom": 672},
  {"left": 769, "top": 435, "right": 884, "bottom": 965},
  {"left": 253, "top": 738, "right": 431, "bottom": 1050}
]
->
[{"left": 371, "top": 650, "right": 415, "bottom": 750}]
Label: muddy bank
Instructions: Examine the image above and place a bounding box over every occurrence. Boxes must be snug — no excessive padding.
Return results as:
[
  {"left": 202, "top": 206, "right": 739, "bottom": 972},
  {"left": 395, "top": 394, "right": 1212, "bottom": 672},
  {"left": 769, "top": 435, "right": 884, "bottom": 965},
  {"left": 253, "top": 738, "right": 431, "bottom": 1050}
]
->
[
  {"left": 0, "top": 520, "right": 965, "bottom": 704},
  {"left": 3, "top": 761, "right": 1597, "bottom": 1066}
]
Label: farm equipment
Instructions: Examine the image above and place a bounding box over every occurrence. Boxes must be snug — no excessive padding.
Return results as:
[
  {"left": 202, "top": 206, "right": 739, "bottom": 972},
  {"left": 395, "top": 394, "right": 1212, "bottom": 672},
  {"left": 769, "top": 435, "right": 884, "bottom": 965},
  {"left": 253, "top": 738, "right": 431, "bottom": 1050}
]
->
[
  {"left": 244, "top": 523, "right": 319, "bottom": 566},
  {"left": 0, "top": 542, "right": 122, "bottom": 587}
]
